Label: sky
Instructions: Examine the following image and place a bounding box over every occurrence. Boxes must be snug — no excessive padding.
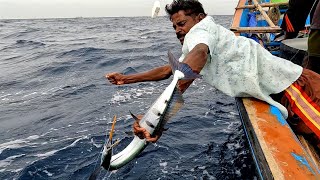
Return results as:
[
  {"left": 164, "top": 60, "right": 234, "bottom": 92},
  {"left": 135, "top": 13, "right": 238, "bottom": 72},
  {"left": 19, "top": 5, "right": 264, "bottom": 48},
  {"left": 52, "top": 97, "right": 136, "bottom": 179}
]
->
[{"left": 0, "top": 0, "right": 238, "bottom": 19}]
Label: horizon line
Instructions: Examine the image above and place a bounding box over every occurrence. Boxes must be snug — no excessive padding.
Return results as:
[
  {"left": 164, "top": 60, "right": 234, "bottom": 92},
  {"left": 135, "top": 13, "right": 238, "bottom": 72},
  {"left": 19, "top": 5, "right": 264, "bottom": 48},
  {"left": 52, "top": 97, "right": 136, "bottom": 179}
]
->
[{"left": 0, "top": 14, "right": 234, "bottom": 21}]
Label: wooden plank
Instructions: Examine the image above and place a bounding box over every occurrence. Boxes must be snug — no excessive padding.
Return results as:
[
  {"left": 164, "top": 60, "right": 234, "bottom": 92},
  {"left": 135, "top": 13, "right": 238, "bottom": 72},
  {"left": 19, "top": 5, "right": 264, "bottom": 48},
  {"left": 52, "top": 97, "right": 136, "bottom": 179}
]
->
[
  {"left": 252, "top": 0, "right": 276, "bottom": 27},
  {"left": 236, "top": 2, "right": 289, "bottom": 9},
  {"left": 231, "top": 0, "right": 247, "bottom": 36},
  {"left": 230, "top": 26, "right": 282, "bottom": 33},
  {"left": 298, "top": 135, "right": 320, "bottom": 169},
  {"left": 238, "top": 98, "right": 320, "bottom": 179},
  {"left": 236, "top": 98, "right": 272, "bottom": 179}
]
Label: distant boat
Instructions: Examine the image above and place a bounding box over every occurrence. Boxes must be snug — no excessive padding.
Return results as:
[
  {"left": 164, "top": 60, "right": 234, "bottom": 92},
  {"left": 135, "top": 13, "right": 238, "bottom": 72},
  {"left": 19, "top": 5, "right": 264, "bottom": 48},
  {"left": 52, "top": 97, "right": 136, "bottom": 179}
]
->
[
  {"left": 151, "top": 0, "right": 161, "bottom": 18},
  {"left": 231, "top": 0, "right": 320, "bottom": 179}
]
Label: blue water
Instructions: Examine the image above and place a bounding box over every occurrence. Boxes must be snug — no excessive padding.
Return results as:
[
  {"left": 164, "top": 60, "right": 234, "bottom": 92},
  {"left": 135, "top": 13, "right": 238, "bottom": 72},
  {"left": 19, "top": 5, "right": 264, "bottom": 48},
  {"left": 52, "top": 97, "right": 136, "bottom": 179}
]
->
[{"left": 0, "top": 16, "right": 256, "bottom": 179}]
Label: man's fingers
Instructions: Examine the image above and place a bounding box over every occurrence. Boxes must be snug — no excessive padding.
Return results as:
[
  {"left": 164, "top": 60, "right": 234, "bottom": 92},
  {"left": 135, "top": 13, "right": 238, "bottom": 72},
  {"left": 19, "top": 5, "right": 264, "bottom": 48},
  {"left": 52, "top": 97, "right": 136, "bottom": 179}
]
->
[
  {"left": 137, "top": 115, "right": 143, "bottom": 119},
  {"left": 116, "top": 81, "right": 124, "bottom": 85},
  {"left": 133, "top": 125, "right": 160, "bottom": 143},
  {"left": 106, "top": 72, "right": 117, "bottom": 78},
  {"left": 146, "top": 134, "right": 160, "bottom": 143},
  {"left": 133, "top": 121, "right": 147, "bottom": 134},
  {"left": 132, "top": 114, "right": 160, "bottom": 142},
  {"left": 136, "top": 132, "right": 145, "bottom": 139}
]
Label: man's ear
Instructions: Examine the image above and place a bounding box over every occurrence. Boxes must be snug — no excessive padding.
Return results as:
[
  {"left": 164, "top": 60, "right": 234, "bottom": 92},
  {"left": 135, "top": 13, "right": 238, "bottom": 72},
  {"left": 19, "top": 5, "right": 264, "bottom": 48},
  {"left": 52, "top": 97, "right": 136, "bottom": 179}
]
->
[{"left": 197, "top": 13, "right": 206, "bottom": 21}]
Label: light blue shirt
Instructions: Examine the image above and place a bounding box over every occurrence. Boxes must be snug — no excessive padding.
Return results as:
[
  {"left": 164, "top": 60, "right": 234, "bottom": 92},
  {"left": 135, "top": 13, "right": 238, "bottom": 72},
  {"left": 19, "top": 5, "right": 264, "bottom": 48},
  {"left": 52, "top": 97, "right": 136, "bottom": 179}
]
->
[{"left": 179, "top": 16, "right": 303, "bottom": 118}]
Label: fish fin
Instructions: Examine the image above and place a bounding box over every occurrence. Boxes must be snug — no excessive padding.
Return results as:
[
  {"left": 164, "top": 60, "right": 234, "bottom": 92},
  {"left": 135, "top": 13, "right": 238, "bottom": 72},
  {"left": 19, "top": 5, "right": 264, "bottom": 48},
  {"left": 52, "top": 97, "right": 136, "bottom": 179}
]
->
[
  {"left": 162, "top": 87, "right": 184, "bottom": 124},
  {"left": 129, "top": 111, "right": 140, "bottom": 121},
  {"left": 168, "top": 50, "right": 202, "bottom": 80},
  {"left": 108, "top": 115, "right": 117, "bottom": 141}
]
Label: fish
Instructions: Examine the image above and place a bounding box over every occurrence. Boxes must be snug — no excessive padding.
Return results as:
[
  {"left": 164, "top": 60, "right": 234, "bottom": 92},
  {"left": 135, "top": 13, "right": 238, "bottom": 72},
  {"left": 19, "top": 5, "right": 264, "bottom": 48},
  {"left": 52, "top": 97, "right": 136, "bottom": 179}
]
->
[{"left": 93, "top": 50, "right": 200, "bottom": 173}]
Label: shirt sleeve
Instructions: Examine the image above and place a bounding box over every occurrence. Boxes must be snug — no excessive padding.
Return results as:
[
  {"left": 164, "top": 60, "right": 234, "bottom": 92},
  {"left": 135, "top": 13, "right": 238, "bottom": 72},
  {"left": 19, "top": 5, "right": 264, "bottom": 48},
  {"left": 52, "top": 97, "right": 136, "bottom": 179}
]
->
[{"left": 184, "top": 27, "right": 215, "bottom": 57}]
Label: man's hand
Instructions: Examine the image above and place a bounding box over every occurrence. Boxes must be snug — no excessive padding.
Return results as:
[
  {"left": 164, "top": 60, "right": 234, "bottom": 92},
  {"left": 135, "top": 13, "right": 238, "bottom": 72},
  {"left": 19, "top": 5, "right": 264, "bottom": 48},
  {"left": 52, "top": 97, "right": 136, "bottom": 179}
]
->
[
  {"left": 105, "top": 72, "right": 125, "bottom": 85},
  {"left": 178, "top": 79, "right": 194, "bottom": 93},
  {"left": 132, "top": 115, "right": 161, "bottom": 143}
]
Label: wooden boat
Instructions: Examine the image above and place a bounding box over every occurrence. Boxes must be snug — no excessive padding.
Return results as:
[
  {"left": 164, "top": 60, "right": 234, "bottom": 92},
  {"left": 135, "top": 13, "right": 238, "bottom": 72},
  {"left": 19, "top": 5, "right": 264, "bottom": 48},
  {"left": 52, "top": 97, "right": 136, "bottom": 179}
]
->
[{"left": 230, "top": 0, "right": 320, "bottom": 179}]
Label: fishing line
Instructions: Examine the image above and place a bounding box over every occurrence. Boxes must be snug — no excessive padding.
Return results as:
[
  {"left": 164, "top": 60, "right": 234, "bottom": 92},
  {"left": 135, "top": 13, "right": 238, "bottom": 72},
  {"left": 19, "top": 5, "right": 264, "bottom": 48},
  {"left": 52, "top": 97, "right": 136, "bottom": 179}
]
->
[
  {"left": 309, "top": 0, "right": 318, "bottom": 19},
  {"left": 289, "top": 49, "right": 303, "bottom": 62}
]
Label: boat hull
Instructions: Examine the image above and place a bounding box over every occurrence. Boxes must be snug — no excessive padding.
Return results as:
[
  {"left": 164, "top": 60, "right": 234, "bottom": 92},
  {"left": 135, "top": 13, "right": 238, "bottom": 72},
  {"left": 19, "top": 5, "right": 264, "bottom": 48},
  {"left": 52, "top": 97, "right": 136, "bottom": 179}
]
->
[
  {"left": 231, "top": 0, "right": 320, "bottom": 179},
  {"left": 236, "top": 98, "right": 319, "bottom": 179}
]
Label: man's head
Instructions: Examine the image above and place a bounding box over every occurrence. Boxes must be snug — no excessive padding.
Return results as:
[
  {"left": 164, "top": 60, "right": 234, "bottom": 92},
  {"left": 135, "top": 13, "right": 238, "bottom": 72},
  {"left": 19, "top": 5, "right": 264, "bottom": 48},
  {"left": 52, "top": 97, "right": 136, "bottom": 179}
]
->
[{"left": 165, "top": 0, "right": 207, "bottom": 44}]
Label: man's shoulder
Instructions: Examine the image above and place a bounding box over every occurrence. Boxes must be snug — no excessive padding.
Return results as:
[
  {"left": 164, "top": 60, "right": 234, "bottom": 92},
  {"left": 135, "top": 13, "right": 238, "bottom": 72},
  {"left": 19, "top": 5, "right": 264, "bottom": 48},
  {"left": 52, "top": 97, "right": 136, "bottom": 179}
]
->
[
  {"left": 191, "top": 16, "right": 215, "bottom": 31},
  {"left": 201, "top": 16, "right": 215, "bottom": 25}
]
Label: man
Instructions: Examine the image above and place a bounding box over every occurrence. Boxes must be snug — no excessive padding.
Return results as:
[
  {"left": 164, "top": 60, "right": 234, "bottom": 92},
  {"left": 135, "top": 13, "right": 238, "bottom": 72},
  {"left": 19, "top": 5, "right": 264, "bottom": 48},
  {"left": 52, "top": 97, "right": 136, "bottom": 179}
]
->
[
  {"left": 106, "top": 0, "right": 320, "bottom": 143},
  {"left": 303, "top": 0, "right": 320, "bottom": 74}
]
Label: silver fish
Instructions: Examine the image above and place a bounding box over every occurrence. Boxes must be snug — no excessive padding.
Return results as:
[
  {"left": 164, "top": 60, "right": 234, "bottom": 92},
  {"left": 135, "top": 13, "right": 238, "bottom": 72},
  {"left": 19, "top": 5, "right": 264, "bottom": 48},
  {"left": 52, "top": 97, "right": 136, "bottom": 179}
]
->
[{"left": 100, "top": 50, "right": 200, "bottom": 171}]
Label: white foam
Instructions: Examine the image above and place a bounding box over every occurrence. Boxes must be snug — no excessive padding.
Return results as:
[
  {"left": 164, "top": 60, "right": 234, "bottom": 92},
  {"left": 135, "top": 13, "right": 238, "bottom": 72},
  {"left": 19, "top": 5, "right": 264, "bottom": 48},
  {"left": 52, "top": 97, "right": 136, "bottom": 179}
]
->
[
  {"left": 0, "top": 93, "right": 11, "bottom": 98},
  {"left": 43, "top": 170, "right": 53, "bottom": 176},
  {"left": 110, "top": 86, "right": 157, "bottom": 104},
  {"left": 26, "top": 135, "right": 40, "bottom": 140},
  {"left": 12, "top": 168, "right": 23, "bottom": 173},
  {"left": 34, "top": 135, "right": 89, "bottom": 159},
  {"left": 76, "top": 129, "right": 88, "bottom": 134},
  {"left": 91, "top": 138, "right": 102, "bottom": 148},
  {"left": 0, "top": 154, "right": 25, "bottom": 168},
  {"left": 35, "top": 150, "right": 58, "bottom": 158},
  {"left": 159, "top": 161, "right": 167, "bottom": 167},
  {"left": 0, "top": 135, "right": 40, "bottom": 154},
  {"left": 202, "top": 170, "right": 216, "bottom": 179},
  {"left": 22, "top": 91, "right": 38, "bottom": 98},
  {"left": 111, "top": 93, "right": 131, "bottom": 103}
]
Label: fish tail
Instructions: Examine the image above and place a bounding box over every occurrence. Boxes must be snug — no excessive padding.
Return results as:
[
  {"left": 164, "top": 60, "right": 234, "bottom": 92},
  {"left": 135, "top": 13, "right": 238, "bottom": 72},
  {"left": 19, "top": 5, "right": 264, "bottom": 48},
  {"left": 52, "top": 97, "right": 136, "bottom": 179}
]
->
[
  {"left": 101, "top": 115, "right": 118, "bottom": 170},
  {"left": 167, "top": 50, "right": 201, "bottom": 80}
]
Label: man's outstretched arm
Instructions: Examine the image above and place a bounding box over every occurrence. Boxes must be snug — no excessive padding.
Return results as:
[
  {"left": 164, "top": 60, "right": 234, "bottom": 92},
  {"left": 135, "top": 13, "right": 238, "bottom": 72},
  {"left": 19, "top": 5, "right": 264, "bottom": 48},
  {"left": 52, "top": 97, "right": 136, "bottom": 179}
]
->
[{"left": 106, "top": 65, "right": 172, "bottom": 85}]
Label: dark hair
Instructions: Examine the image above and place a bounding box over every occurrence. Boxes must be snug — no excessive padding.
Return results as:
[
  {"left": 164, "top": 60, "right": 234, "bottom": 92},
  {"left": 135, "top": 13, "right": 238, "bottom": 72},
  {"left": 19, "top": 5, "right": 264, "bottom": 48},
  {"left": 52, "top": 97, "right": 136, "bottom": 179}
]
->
[{"left": 165, "top": 0, "right": 207, "bottom": 19}]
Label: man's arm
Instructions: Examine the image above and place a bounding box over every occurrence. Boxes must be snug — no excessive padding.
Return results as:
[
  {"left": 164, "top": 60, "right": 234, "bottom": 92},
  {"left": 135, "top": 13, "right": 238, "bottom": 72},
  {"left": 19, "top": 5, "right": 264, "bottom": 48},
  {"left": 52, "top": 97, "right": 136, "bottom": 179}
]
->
[
  {"left": 106, "top": 65, "right": 172, "bottom": 85},
  {"left": 178, "top": 43, "right": 209, "bottom": 93}
]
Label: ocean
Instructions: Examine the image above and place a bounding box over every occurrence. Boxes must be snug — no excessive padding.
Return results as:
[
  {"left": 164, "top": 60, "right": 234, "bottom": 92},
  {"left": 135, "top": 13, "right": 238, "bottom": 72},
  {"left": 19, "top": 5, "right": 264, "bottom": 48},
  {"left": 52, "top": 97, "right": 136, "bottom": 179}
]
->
[{"left": 0, "top": 16, "right": 257, "bottom": 179}]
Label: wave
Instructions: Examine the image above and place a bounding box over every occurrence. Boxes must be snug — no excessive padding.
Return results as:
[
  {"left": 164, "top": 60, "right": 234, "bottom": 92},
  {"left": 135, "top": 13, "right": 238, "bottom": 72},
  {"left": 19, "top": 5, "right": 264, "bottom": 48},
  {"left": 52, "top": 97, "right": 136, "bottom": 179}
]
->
[
  {"left": 56, "top": 47, "right": 106, "bottom": 58},
  {"left": 0, "top": 154, "right": 25, "bottom": 168},
  {"left": 16, "top": 40, "right": 45, "bottom": 46},
  {"left": 0, "top": 135, "right": 40, "bottom": 155},
  {"left": 3, "top": 28, "right": 40, "bottom": 39},
  {"left": 40, "top": 63, "right": 72, "bottom": 76},
  {"left": 15, "top": 135, "right": 91, "bottom": 179}
]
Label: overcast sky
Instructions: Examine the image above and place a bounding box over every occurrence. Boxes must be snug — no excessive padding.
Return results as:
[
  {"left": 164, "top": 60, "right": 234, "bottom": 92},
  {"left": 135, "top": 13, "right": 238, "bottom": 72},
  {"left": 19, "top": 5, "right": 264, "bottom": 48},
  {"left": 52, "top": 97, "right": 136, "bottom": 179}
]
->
[{"left": 0, "top": 0, "right": 238, "bottom": 19}]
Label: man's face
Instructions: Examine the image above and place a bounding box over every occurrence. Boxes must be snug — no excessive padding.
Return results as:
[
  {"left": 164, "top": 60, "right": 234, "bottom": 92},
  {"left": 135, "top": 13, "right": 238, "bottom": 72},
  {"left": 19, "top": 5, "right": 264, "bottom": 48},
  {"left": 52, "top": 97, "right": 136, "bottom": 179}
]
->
[{"left": 171, "top": 10, "right": 201, "bottom": 45}]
